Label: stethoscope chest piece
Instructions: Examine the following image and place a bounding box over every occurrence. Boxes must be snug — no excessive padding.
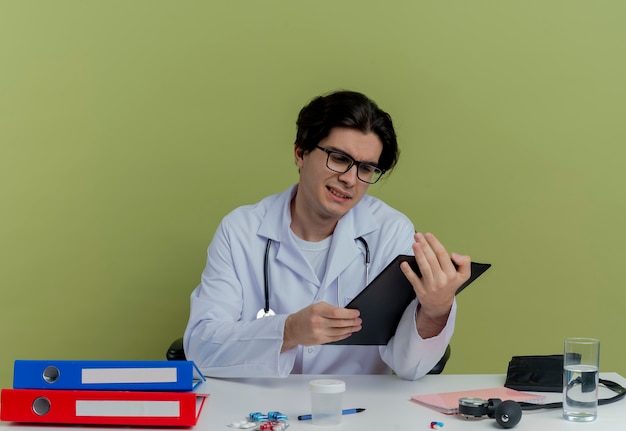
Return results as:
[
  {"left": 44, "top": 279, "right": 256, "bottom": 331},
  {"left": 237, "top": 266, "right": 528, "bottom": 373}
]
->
[{"left": 256, "top": 308, "right": 276, "bottom": 319}]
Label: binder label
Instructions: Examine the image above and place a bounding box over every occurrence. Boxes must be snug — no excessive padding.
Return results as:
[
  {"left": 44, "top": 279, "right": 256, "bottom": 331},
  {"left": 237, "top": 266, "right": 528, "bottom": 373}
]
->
[
  {"left": 81, "top": 368, "right": 178, "bottom": 384},
  {"left": 75, "top": 400, "right": 181, "bottom": 417}
]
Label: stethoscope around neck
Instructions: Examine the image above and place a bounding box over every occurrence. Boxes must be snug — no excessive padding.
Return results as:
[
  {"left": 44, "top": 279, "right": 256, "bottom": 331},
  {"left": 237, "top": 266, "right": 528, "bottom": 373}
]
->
[{"left": 256, "top": 236, "right": 371, "bottom": 319}]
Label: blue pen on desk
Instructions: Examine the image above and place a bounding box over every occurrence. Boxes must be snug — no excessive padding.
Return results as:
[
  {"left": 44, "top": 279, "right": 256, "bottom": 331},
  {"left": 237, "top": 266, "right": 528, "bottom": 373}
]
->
[{"left": 297, "top": 408, "right": 365, "bottom": 421}]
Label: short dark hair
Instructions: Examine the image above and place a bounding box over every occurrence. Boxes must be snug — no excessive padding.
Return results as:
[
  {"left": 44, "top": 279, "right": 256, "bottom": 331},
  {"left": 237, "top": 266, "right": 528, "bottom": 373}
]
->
[{"left": 295, "top": 90, "right": 399, "bottom": 173}]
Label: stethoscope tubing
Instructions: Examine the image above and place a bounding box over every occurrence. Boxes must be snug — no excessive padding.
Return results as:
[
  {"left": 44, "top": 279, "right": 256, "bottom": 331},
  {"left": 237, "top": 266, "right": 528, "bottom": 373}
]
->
[
  {"left": 260, "top": 236, "right": 369, "bottom": 317},
  {"left": 263, "top": 238, "right": 273, "bottom": 315}
]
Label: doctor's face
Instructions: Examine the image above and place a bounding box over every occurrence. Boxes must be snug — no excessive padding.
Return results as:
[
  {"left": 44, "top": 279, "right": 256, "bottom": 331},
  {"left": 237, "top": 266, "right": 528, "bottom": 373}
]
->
[{"left": 295, "top": 127, "right": 383, "bottom": 224}]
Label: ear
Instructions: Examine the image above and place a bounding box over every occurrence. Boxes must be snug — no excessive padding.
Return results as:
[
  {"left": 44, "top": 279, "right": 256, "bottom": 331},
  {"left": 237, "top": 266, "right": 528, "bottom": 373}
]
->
[{"left": 294, "top": 145, "right": 305, "bottom": 169}]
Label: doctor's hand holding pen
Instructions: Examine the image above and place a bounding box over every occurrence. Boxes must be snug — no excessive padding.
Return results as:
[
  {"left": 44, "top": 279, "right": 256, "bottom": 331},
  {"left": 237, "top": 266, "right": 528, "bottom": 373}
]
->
[
  {"left": 281, "top": 302, "right": 362, "bottom": 352},
  {"left": 400, "top": 232, "right": 471, "bottom": 339}
]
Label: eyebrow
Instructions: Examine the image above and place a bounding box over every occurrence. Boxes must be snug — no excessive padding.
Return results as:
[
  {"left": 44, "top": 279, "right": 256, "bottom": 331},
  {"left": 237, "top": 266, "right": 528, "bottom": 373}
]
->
[{"left": 325, "top": 146, "right": 380, "bottom": 166}]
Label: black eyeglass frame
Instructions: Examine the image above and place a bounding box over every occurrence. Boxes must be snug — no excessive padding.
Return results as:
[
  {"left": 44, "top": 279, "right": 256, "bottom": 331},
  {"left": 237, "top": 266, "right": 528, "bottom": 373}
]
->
[{"left": 315, "top": 146, "right": 385, "bottom": 184}]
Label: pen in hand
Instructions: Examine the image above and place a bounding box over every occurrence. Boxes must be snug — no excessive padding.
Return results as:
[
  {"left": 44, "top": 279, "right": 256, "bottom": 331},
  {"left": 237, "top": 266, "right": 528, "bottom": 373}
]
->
[{"left": 297, "top": 408, "right": 365, "bottom": 421}]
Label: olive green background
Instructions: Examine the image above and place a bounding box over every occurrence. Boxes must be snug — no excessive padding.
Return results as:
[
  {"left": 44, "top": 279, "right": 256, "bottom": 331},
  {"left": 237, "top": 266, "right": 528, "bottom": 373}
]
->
[{"left": 1, "top": 1, "right": 625, "bottom": 388}]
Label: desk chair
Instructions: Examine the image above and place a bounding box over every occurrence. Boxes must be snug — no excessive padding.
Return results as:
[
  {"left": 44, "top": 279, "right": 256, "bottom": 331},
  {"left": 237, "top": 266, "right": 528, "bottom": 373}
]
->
[{"left": 166, "top": 337, "right": 451, "bottom": 375}]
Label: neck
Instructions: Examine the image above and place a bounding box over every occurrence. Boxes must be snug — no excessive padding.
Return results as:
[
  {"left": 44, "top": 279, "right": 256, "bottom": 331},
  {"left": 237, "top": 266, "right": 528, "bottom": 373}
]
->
[{"left": 290, "top": 194, "right": 336, "bottom": 242}]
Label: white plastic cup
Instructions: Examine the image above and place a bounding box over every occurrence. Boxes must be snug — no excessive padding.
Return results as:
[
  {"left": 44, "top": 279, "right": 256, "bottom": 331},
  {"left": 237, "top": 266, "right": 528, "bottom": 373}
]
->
[{"left": 308, "top": 379, "right": 345, "bottom": 426}]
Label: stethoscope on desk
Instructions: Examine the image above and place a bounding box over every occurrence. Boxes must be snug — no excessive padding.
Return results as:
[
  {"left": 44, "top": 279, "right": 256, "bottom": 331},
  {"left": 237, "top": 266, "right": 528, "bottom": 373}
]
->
[{"left": 256, "top": 236, "right": 370, "bottom": 319}]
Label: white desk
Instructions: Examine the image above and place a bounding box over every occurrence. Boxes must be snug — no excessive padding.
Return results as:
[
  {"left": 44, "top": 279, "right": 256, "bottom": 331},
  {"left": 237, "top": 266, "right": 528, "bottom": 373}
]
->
[
  {"left": 198, "top": 373, "right": 625, "bottom": 431},
  {"left": 1, "top": 373, "right": 624, "bottom": 431}
]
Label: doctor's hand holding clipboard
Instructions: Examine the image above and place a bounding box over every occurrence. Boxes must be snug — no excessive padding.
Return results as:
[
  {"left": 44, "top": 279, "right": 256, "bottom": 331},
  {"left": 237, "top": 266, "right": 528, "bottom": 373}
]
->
[
  {"left": 281, "top": 302, "right": 363, "bottom": 351},
  {"left": 400, "top": 232, "right": 471, "bottom": 340}
]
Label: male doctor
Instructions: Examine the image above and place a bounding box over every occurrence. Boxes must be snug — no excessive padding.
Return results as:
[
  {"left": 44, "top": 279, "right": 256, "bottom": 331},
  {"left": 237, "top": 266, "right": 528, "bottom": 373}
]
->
[{"left": 184, "top": 90, "right": 471, "bottom": 380}]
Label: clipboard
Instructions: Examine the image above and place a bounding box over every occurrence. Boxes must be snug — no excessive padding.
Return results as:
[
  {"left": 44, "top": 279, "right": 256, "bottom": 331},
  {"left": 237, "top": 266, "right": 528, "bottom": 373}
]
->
[{"left": 329, "top": 255, "right": 491, "bottom": 345}]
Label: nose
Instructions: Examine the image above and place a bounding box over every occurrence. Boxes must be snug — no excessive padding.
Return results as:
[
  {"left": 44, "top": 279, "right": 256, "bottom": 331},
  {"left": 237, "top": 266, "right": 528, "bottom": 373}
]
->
[{"left": 337, "top": 164, "right": 358, "bottom": 185}]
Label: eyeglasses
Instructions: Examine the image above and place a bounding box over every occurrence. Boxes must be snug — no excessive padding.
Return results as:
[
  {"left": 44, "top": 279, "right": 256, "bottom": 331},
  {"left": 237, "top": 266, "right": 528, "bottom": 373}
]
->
[{"left": 315, "top": 146, "right": 385, "bottom": 184}]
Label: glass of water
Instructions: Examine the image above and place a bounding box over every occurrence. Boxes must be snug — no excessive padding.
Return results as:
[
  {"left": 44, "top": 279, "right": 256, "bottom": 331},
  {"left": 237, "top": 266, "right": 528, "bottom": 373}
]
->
[{"left": 563, "top": 337, "right": 600, "bottom": 422}]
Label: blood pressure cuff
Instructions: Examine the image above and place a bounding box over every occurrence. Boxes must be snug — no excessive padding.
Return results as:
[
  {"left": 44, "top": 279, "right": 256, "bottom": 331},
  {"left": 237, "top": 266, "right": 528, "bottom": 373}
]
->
[{"left": 504, "top": 354, "right": 565, "bottom": 392}]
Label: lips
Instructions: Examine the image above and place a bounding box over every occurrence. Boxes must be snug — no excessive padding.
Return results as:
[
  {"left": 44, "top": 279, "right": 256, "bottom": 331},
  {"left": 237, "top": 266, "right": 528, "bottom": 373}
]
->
[{"left": 328, "top": 186, "right": 351, "bottom": 200}]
